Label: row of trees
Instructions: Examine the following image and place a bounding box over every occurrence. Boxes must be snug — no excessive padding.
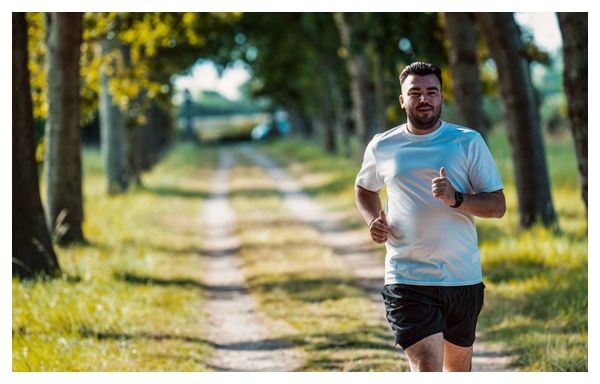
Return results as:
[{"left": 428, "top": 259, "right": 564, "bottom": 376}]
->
[
  {"left": 13, "top": 12, "right": 587, "bottom": 278},
  {"left": 14, "top": 12, "right": 241, "bottom": 277},
  {"left": 229, "top": 13, "right": 587, "bottom": 228}
]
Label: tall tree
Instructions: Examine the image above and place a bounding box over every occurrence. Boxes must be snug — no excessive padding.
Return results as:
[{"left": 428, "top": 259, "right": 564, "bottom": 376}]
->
[
  {"left": 43, "top": 12, "right": 86, "bottom": 244},
  {"left": 477, "top": 12, "right": 556, "bottom": 228},
  {"left": 557, "top": 12, "right": 588, "bottom": 210},
  {"left": 13, "top": 13, "right": 60, "bottom": 277},
  {"left": 98, "top": 38, "right": 128, "bottom": 193},
  {"left": 333, "top": 12, "right": 377, "bottom": 156},
  {"left": 89, "top": 13, "right": 241, "bottom": 190},
  {"left": 301, "top": 13, "right": 350, "bottom": 154},
  {"left": 443, "top": 12, "right": 488, "bottom": 138}
]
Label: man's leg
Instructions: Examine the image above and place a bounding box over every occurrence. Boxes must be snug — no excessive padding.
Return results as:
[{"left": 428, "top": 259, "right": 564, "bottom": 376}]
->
[
  {"left": 443, "top": 339, "right": 473, "bottom": 371},
  {"left": 403, "top": 332, "right": 444, "bottom": 371}
]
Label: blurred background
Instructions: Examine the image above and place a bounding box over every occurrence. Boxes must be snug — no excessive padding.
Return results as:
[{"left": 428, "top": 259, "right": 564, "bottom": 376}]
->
[{"left": 13, "top": 12, "right": 587, "bottom": 372}]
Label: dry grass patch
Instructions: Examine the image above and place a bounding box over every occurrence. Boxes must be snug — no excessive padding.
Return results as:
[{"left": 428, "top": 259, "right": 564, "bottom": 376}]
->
[{"left": 13, "top": 143, "right": 217, "bottom": 371}]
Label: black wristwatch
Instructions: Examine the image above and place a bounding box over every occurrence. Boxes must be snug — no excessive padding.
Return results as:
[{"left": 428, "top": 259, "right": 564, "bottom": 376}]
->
[{"left": 450, "top": 191, "right": 463, "bottom": 208}]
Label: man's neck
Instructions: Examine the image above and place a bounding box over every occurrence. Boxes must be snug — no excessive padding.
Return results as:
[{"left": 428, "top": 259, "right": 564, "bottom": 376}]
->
[{"left": 406, "top": 120, "right": 442, "bottom": 135}]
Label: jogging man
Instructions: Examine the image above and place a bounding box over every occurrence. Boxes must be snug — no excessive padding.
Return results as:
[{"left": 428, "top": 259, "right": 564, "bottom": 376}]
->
[{"left": 355, "top": 62, "right": 506, "bottom": 371}]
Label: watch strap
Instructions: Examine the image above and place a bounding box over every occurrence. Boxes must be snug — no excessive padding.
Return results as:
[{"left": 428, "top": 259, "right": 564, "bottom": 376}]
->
[{"left": 450, "top": 191, "right": 463, "bottom": 208}]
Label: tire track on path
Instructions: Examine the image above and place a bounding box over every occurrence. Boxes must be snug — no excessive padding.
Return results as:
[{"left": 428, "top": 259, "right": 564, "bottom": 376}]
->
[
  {"left": 239, "top": 144, "right": 513, "bottom": 372},
  {"left": 200, "top": 148, "right": 300, "bottom": 371}
]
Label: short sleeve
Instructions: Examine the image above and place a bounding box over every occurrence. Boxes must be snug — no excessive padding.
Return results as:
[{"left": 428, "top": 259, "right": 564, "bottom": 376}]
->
[
  {"left": 467, "top": 134, "right": 504, "bottom": 193},
  {"left": 355, "top": 137, "right": 384, "bottom": 192}
]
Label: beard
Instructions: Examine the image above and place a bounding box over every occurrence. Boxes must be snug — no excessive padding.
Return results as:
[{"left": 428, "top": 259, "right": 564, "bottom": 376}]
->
[{"left": 406, "top": 104, "right": 442, "bottom": 130}]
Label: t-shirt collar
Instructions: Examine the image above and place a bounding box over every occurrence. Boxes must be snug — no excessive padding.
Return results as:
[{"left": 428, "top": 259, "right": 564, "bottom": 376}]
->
[{"left": 402, "top": 120, "right": 447, "bottom": 141}]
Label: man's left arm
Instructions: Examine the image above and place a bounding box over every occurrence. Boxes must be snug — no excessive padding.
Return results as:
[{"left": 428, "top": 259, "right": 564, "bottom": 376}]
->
[
  {"left": 432, "top": 167, "right": 506, "bottom": 218},
  {"left": 455, "top": 190, "right": 506, "bottom": 218}
]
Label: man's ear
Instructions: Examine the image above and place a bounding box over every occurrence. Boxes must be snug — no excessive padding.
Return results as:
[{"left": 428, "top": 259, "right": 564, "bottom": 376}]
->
[{"left": 399, "top": 94, "right": 404, "bottom": 109}]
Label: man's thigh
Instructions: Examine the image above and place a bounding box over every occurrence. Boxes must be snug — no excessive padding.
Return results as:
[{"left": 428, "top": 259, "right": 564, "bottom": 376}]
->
[
  {"left": 442, "top": 283, "right": 485, "bottom": 348},
  {"left": 381, "top": 284, "right": 445, "bottom": 350}
]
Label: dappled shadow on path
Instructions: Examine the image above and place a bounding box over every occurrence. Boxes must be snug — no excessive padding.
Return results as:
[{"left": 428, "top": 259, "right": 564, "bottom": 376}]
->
[
  {"left": 114, "top": 272, "right": 248, "bottom": 298},
  {"left": 228, "top": 187, "right": 282, "bottom": 200},
  {"left": 78, "top": 327, "right": 303, "bottom": 351},
  {"left": 96, "top": 237, "right": 240, "bottom": 259}
]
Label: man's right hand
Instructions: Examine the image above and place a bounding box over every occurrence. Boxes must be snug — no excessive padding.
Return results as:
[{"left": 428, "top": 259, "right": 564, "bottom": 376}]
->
[{"left": 369, "top": 209, "right": 389, "bottom": 243}]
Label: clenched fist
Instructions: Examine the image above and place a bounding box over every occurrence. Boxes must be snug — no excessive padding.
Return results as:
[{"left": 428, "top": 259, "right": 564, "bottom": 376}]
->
[
  {"left": 369, "top": 209, "right": 389, "bottom": 243},
  {"left": 431, "top": 167, "right": 456, "bottom": 206}
]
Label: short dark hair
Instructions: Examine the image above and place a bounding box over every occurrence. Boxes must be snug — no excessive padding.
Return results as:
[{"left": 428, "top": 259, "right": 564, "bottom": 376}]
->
[{"left": 399, "top": 62, "right": 442, "bottom": 89}]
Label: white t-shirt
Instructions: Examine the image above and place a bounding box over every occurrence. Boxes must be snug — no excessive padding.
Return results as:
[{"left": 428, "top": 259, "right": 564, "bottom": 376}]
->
[{"left": 356, "top": 121, "right": 504, "bottom": 286}]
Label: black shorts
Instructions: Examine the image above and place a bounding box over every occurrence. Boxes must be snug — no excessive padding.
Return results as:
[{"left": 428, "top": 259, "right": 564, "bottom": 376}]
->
[{"left": 381, "top": 282, "right": 485, "bottom": 350}]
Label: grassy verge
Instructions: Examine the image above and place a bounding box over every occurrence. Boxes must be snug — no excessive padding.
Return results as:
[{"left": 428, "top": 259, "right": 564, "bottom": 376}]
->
[
  {"left": 13, "top": 143, "right": 217, "bottom": 371},
  {"left": 228, "top": 149, "right": 408, "bottom": 371},
  {"left": 257, "top": 127, "right": 587, "bottom": 372}
]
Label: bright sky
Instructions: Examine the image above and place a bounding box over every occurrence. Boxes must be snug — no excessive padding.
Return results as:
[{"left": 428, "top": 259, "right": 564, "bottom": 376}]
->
[
  {"left": 514, "top": 12, "right": 563, "bottom": 53},
  {"left": 172, "top": 12, "right": 563, "bottom": 104},
  {"left": 172, "top": 60, "right": 251, "bottom": 103}
]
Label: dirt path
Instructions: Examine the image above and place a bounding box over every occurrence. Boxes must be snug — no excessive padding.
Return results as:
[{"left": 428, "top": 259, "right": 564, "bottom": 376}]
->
[
  {"left": 239, "top": 144, "right": 513, "bottom": 372},
  {"left": 199, "top": 149, "right": 300, "bottom": 371}
]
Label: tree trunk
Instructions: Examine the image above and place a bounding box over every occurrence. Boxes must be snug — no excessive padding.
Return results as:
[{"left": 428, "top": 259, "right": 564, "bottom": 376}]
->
[
  {"left": 557, "top": 12, "right": 588, "bottom": 210},
  {"left": 369, "top": 43, "right": 387, "bottom": 134},
  {"left": 99, "top": 38, "right": 128, "bottom": 194},
  {"left": 289, "top": 107, "right": 314, "bottom": 139},
  {"left": 328, "top": 72, "right": 352, "bottom": 158},
  {"left": 125, "top": 90, "right": 147, "bottom": 186},
  {"left": 320, "top": 79, "right": 337, "bottom": 154},
  {"left": 126, "top": 124, "right": 144, "bottom": 186},
  {"left": 477, "top": 13, "right": 556, "bottom": 228},
  {"left": 13, "top": 13, "right": 60, "bottom": 277},
  {"left": 145, "top": 102, "right": 163, "bottom": 169},
  {"left": 43, "top": 12, "right": 85, "bottom": 244},
  {"left": 443, "top": 12, "right": 488, "bottom": 138},
  {"left": 334, "top": 12, "right": 377, "bottom": 156}
]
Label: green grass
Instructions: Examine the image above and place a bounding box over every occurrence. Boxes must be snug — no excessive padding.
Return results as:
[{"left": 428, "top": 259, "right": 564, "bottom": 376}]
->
[
  {"left": 13, "top": 124, "right": 587, "bottom": 371},
  {"left": 13, "top": 143, "right": 218, "bottom": 371},
  {"left": 228, "top": 151, "right": 408, "bottom": 371},
  {"left": 257, "top": 126, "right": 587, "bottom": 372}
]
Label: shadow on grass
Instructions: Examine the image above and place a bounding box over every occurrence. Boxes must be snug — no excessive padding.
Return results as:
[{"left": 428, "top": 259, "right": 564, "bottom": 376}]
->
[
  {"left": 304, "top": 326, "right": 392, "bottom": 351},
  {"left": 114, "top": 272, "right": 248, "bottom": 298},
  {"left": 99, "top": 238, "right": 240, "bottom": 259},
  {"left": 291, "top": 325, "right": 403, "bottom": 371},
  {"left": 237, "top": 212, "right": 365, "bottom": 235},
  {"left": 250, "top": 275, "right": 366, "bottom": 303},
  {"left": 79, "top": 325, "right": 399, "bottom": 371},
  {"left": 302, "top": 177, "right": 352, "bottom": 198},
  {"left": 489, "top": 265, "right": 586, "bottom": 323},
  {"left": 479, "top": 264, "right": 587, "bottom": 370},
  {"left": 140, "top": 184, "right": 211, "bottom": 200},
  {"left": 228, "top": 188, "right": 282, "bottom": 200},
  {"left": 115, "top": 271, "right": 206, "bottom": 289},
  {"left": 476, "top": 222, "right": 509, "bottom": 244},
  {"left": 78, "top": 326, "right": 303, "bottom": 351},
  {"left": 478, "top": 320, "right": 587, "bottom": 371},
  {"left": 482, "top": 258, "right": 548, "bottom": 284}
]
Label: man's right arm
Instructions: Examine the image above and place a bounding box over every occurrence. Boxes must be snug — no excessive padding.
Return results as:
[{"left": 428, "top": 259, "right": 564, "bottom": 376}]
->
[{"left": 355, "top": 185, "right": 389, "bottom": 243}]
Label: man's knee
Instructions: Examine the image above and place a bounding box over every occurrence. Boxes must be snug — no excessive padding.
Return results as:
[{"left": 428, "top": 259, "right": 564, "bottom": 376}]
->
[
  {"left": 404, "top": 333, "right": 444, "bottom": 372},
  {"left": 443, "top": 340, "right": 473, "bottom": 372},
  {"left": 407, "top": 350, "right": 443, "bottom": 371}
]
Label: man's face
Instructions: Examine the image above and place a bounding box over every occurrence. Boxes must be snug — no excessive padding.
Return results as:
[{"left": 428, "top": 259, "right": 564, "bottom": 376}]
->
[{"left": 399, "top": 74, "right": 443, "bottom": 130}]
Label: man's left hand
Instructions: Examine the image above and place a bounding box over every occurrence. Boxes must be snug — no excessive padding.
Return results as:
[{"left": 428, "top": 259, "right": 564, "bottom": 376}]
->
[{"left": 431, "top": 167, "right": 456, "bottom": 206}]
